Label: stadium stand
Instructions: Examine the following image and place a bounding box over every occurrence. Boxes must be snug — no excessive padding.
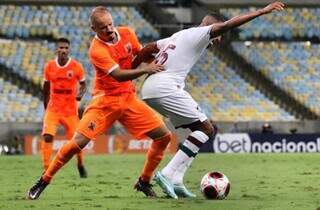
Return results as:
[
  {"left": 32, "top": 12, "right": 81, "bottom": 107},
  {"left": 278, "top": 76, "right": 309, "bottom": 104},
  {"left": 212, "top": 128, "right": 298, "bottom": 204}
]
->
[
  {"left": 0, "top": 5, "right": 160, "bottom": 84},
  {"left": 0, "top": 5, "right": 159, "bottom": 40},
  {"left": 220, "top": 7, "right": 320, "bottom": 40},
  {"left": 0, "top": 77, "right": 42, "bottom": 122},
  {"left": 186, "top": 50, "right": 295, "bottom": 122},
  {"left": 0, "top": 4, "right": 160, "bottom": 124},
  {"left": 3, "top": 3, "right": 318, "bottom": 124},
  {"left": 232, "top": 41, "right": 320, "bottom": 116},
  {"left": 0, "top": 39, "right": 55, "bottom": 85}
]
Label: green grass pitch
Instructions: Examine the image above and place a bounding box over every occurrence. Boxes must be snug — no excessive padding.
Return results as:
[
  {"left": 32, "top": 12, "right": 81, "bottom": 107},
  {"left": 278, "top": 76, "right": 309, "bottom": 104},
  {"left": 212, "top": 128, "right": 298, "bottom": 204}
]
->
[{"left": 0, "top": 153, "right": 319, "bottom": 210}]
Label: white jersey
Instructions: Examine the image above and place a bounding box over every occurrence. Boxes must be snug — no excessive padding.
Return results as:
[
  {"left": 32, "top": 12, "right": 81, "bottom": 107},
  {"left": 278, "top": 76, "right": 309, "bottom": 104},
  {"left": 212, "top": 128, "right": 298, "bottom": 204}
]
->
[{"left": 141, "top": 25, "right": 212, "bottom": 99}]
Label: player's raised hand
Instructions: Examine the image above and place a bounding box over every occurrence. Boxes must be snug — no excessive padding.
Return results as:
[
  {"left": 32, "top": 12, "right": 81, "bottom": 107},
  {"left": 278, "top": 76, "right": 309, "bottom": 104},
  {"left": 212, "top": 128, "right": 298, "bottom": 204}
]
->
[
  {"left": 145, "top": 60, "right": 165, "bottom": 74},
  {"left": 261, "top": 1, "right": 285, "bottom": 14}
]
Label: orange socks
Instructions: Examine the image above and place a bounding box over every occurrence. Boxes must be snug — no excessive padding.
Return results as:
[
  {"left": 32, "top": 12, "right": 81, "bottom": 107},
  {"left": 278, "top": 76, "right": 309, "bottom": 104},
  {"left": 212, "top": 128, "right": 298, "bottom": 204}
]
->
[
  {"left": 41, "top": 141, "right": 53, "bottom": 170},
  {"left": 140, "top": 133, "right": 171, "bottom": 182},
  {"left": 42, "top": 139, "right": 81, "bottom": 183}
]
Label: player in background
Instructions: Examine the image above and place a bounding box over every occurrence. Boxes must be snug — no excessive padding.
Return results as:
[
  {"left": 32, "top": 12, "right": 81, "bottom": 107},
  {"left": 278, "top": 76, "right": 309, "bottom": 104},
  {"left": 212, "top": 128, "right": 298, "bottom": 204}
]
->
[
  {"left": 133, "top": 2, "right": 285, "bottom": 198},
  {"left": 41, "top": 37, "right": 87, "bottom": 178},
  {"left": 27, "top": 6, "right": 173, "bottom": 199}
]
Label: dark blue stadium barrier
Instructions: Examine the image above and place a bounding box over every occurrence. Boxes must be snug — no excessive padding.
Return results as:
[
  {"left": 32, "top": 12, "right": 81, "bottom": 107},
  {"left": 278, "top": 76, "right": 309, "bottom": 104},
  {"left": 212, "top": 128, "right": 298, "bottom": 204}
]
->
[{"left": 199, "top": 133, "right": 320, "bottom": 153}]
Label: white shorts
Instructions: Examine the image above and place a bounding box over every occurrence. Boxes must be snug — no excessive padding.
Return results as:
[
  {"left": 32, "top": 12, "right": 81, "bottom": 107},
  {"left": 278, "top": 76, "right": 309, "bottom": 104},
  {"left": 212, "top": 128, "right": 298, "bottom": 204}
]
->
[{"left": 144, "top": 90, "right": 208, "bottom": 128}]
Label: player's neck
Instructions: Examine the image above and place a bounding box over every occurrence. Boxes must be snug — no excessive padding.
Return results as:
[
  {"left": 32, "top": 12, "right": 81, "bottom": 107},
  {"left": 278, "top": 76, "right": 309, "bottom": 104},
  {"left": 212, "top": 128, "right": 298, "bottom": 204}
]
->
[
  {"left": 57, "top": 57, "right": 69, "bottom": 66},
  {"left": 97, "top": 33, "right": 118, "bottom": 44}
]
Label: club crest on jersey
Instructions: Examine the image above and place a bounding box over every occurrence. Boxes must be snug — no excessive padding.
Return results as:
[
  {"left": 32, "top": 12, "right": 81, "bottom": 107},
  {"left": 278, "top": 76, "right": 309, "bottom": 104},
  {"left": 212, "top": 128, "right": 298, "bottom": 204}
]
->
[
  {"left": 88, "top": 122, "right": 96, "bottom": 131},
  {"left": 66, "top": 71, "right": 73, "bottom": 78},
  {"left": 125, "top": 43, "right": 132, "bottom": 53}
]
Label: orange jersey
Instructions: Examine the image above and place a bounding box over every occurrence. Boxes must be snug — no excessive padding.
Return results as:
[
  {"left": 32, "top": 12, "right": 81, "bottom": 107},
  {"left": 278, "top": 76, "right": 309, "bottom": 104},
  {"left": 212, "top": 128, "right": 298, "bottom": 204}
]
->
[
  {"left": 88, "top": 26, "right": 142, "bottom": 96},
  {"left": 44, "top": 58, "right": 85, "bottom": 116}
]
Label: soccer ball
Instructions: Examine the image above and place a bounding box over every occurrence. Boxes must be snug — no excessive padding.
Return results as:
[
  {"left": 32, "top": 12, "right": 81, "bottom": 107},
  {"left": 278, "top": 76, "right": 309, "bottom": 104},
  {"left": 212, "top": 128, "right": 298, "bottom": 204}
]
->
[{"left": 200, "top": 171, "right": 230, "bottom": 199}]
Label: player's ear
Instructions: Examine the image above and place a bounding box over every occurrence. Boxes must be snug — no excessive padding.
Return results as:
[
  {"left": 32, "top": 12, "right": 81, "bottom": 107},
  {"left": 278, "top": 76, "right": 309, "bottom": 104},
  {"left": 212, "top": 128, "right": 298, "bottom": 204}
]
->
[{"left": 91, "top": 25, "right": 96, "bottom": 32}]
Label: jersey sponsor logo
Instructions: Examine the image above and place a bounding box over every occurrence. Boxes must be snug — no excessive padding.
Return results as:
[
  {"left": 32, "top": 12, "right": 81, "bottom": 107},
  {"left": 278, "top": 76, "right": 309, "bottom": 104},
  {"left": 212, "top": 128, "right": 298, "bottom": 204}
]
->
[{"left": 53, "top": 89, "right": 72, "bottom": 94}]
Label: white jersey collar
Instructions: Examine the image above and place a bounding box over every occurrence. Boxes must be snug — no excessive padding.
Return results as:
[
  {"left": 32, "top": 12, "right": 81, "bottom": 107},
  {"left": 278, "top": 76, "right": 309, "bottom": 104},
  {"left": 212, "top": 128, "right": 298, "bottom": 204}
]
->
[{"left": 55, "top": 57, "right": 71, "bottom": 68}]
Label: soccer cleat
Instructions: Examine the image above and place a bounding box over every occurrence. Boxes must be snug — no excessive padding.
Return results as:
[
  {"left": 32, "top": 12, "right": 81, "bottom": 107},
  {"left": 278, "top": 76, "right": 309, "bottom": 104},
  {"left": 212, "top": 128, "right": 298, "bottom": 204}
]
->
[
  {"left": 27, "top": 177, "right": 49, "bottom": 200},
  {"left": 174, "top": 184, "right": 196, "bottom": 198},
  {"left": 154, "top": 171, "right": 178, "bottom": 199},
  {"left": 78, "top": 165, "right": 88, "bottom": 178},
  {"left": 134, "top": 177, "right": 157, "bottom": 197}
]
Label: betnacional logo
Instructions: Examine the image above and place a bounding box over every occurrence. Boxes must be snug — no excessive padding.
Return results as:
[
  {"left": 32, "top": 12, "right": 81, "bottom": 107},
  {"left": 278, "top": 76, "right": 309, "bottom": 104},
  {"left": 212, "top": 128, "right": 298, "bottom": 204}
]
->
[
  {"left": 213, "top": 133, "right": 251, "bottom": 153},
  {"left": 213, "top": 133, "right": 320, "bottom": 153}
]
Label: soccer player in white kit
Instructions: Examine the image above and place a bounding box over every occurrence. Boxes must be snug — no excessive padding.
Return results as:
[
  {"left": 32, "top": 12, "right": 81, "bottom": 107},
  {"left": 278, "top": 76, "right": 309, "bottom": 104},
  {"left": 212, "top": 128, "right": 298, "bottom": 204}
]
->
[{"left": 134, "top": 2, "right": 285, "bottom": 199}]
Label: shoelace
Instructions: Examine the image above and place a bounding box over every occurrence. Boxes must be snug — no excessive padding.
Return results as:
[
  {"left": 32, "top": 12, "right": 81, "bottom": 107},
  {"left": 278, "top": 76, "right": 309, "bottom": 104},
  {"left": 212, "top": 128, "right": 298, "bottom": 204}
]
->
[{"left": 30, "top": 179, "right": 42, "bottom": 191}]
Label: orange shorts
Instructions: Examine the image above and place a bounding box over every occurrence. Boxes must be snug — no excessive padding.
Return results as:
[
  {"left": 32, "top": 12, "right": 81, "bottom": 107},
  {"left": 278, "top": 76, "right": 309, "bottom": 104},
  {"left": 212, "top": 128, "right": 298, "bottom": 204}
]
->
[
  {"left": 42, "top": 111, "right": 79, "bottom": 139},
  {"left": 77, "top": 92, "right": 164, "bottom": 139}
]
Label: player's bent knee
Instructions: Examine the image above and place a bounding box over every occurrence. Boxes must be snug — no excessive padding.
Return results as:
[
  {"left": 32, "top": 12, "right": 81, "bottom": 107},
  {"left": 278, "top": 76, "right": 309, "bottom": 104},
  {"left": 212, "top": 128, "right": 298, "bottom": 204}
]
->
[
  {"left": 73, "top": 132, "right": 91, "bottom": 149},
  {"left": 146, "top": 125, "right": 170, "bottom": 140},
  {"left": 198, "top": 120, "right": 216, "bottom": 137},
  {"left": 211, "top": 123, "right": 218, "bottom": 137},
  {"left": 43, "top": 134, "right": 53, "bottom": 143}
]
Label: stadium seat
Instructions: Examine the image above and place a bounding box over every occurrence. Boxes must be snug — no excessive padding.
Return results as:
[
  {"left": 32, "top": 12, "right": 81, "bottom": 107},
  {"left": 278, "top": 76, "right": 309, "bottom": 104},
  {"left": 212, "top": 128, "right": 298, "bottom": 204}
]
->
[
  {"left": 232, "top": 41, "right": 320, "bottom": 115},
  {"left": 184, "top": 50, "right": 296, "bottom": 121},
  {"left": 220, "top": 7, "right": 320, "bottom": 39},
  {"left": 0, "top": 77, "right": 43, "bottom": 122}
]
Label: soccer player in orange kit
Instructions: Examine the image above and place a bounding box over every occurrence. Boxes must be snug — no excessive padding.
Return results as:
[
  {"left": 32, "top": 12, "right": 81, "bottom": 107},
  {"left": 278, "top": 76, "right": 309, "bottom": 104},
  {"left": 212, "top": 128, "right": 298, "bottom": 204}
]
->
[
  {"left": 41, "top": 37, "right": 87, "bottom": 178},
  {"left": 27, "top": 6, "right": 173, "bottom": 199}
]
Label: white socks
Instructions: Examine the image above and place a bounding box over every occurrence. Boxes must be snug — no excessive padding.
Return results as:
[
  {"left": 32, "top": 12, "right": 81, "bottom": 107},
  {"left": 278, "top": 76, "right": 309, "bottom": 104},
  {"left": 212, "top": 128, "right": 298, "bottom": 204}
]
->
[{"left": 161, "top": 130, "right": 209, "bottom": 185}]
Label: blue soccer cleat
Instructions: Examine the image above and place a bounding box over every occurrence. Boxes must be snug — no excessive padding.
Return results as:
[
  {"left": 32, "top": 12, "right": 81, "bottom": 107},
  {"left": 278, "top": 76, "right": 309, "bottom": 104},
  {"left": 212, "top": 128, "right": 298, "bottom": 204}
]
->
[
  {"left": 154, "top": 171, "right": 178, "bottom": 199},
  {"left": 174, "top": 184, "right": 196, "bottom": 198}
]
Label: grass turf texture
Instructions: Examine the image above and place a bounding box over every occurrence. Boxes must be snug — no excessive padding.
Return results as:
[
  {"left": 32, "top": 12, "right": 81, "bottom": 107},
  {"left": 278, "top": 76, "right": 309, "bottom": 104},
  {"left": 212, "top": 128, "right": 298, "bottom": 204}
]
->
[{"left": 0, "top": 153, "right": 319, "bottom": 210}]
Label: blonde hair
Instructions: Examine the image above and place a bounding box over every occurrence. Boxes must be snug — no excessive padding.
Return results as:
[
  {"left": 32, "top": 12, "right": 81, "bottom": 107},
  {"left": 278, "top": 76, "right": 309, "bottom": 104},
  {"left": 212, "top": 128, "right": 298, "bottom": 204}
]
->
[{"left": 90, "top": 6, "right": 110, "bottom": 26}]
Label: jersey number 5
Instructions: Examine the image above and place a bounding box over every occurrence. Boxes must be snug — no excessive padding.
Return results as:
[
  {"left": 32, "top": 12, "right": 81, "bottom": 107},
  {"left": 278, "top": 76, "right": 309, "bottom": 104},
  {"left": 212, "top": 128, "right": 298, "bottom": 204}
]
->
[{"left": 155, "top": 44, "right": 176, "bottom": 65}]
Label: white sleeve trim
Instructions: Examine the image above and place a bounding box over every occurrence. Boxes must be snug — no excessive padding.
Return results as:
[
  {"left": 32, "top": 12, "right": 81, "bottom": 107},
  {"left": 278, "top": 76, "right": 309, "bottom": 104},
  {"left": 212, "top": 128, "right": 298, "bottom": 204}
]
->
[
  {"left": 79, "top": 78, "right": 86, "bottom": 82},
  {"left": 156, "top": 37, "right": 170, "bottom": 49},
  {"left": 107, "top": 64, "right": 119, "bottom": 74}
]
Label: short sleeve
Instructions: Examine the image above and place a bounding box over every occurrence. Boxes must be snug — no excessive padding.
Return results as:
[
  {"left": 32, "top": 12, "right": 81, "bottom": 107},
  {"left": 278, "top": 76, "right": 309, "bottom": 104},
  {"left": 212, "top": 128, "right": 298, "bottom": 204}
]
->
[
  {"left": 156, "top": 37, "right": 170, "bottom": 50},
  {"left": 43, "top": 63, "right": 50, "bottom": 82},
  {"left": 127, "top": 27, "right": 142, "bottom": 55},
  {"left": 90, "top": 48, "right": 119, "bottom": 74},
  {"left": 76, "top": 63, "right": 86, "bottom": 82},
  {"left": 185, "top": 25, "right": 212, "bottom": 48}
]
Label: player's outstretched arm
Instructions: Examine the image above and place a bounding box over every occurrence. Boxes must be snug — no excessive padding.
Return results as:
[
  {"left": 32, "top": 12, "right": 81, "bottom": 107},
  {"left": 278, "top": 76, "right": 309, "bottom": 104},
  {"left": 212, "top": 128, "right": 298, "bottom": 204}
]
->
[
  {"left": 76, "top": 81, "right": 87, "bottom": 101},
  {"left": 110, "top": 60, "right": 165, "bottom": 82},
  {"left": 43, "top": 81, "right": 50, "bottom": 110},
  {"left": 132, "top": 42, "right": 159, "bottom": 69},
  {"left": 210, "top": 1, "right": 285, "bottom": 38}
]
